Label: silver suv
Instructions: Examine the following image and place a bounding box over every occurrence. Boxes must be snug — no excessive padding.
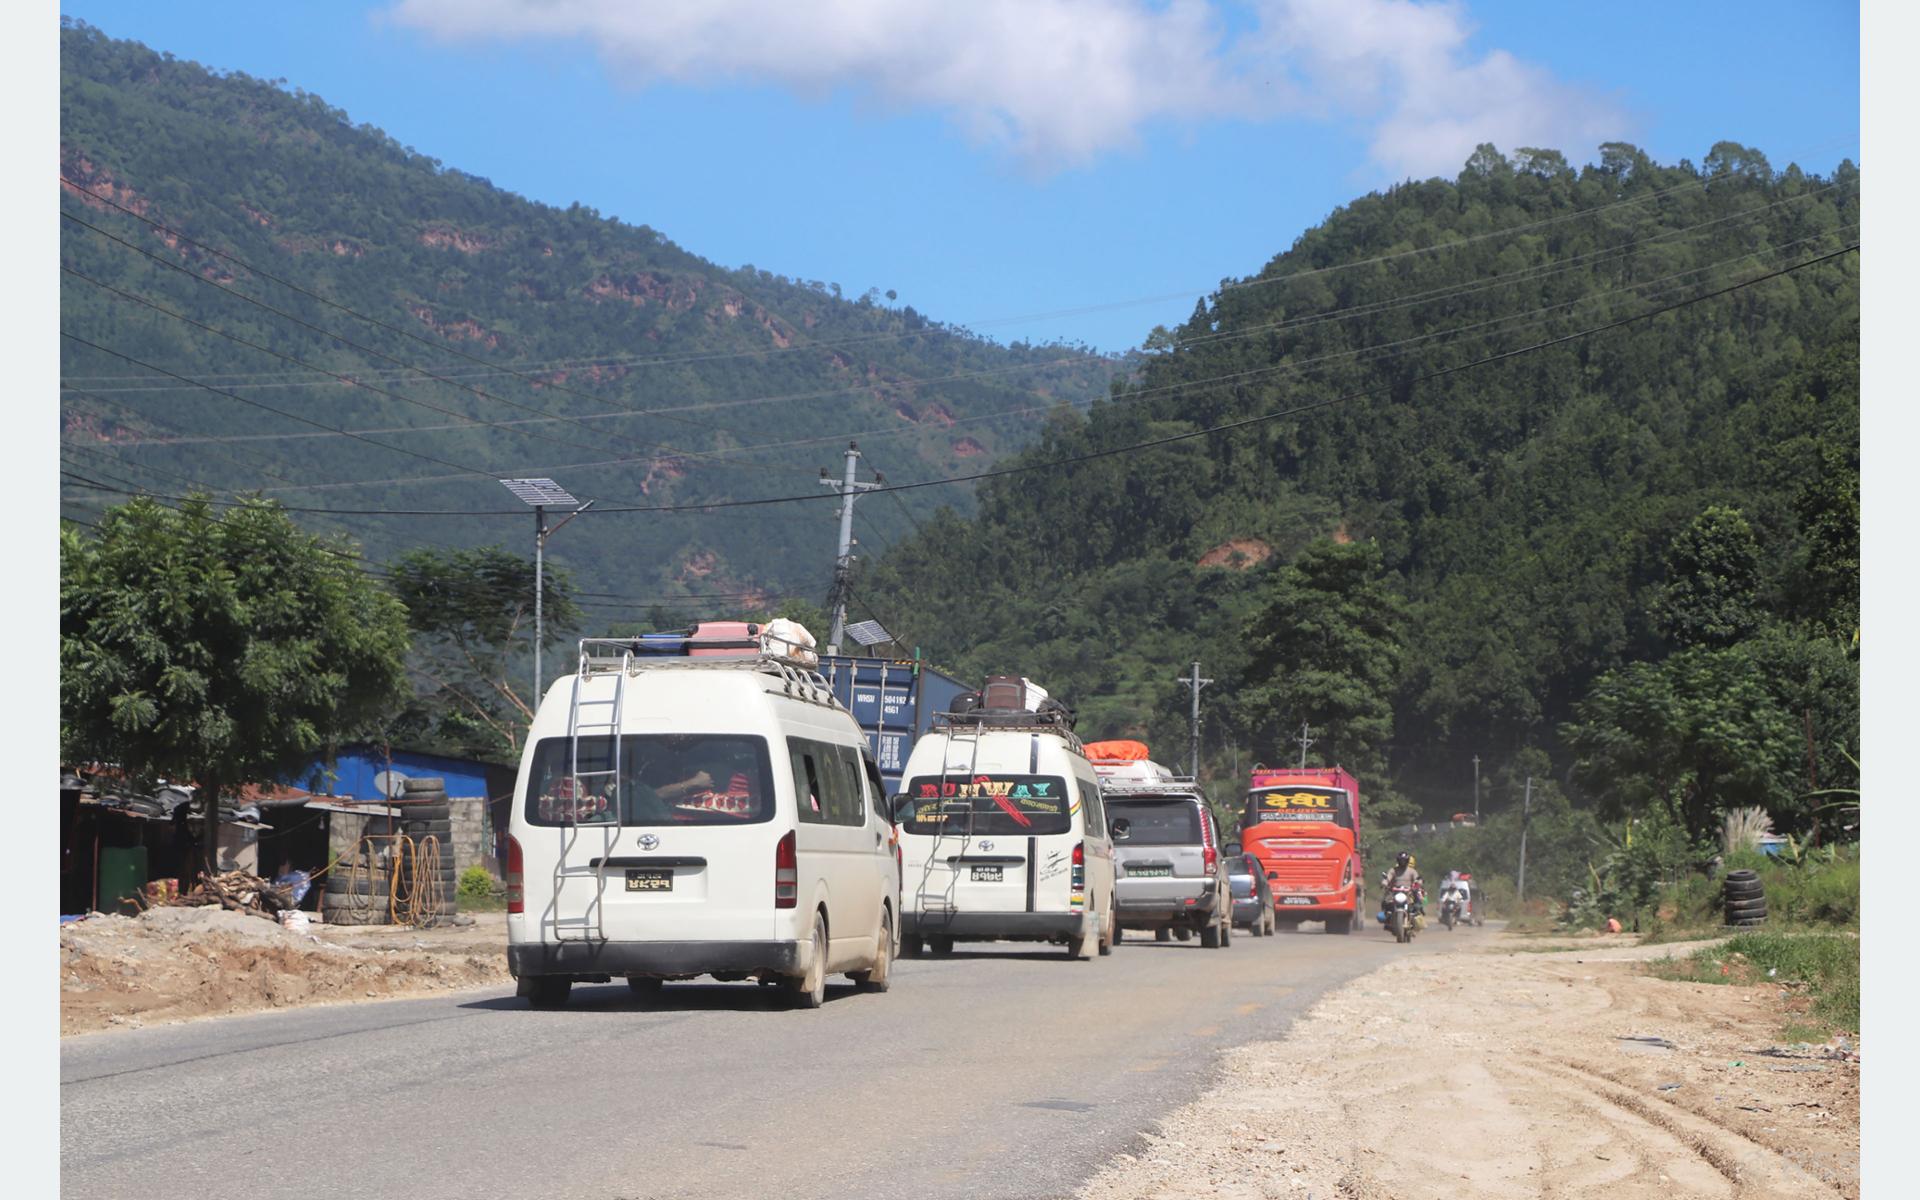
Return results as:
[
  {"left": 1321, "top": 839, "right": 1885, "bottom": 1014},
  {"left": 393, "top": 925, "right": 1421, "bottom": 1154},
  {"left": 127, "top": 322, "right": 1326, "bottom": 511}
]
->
[{"left": 1106, "top": 790, "right": 1233, "bottom": 948}]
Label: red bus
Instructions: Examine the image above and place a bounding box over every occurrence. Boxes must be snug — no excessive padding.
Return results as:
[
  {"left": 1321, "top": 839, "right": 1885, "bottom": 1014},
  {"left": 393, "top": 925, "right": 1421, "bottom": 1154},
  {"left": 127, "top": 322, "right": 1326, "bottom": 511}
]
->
[{"left": 1240, "top": 766, "right": 1362, "bottom": 934}]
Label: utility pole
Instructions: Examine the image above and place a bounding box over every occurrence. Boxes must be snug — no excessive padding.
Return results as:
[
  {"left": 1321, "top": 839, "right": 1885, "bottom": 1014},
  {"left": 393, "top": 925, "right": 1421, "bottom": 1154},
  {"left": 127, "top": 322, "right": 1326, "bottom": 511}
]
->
[
  {"left": 1177, "top": 662, "right": 1212, "bottom": 779},
  {"left": 1472, "top": 753, "right": 1480, "bottom": 824},
  {"left": 1295, "top": 721, "right": 1315, "bottom": 769},
  {"left": 820, "top": 442, "right": 883, "bottom": 656},
  {"left": 1516, "top": 775, "right": 1534, "bottom": 903}
]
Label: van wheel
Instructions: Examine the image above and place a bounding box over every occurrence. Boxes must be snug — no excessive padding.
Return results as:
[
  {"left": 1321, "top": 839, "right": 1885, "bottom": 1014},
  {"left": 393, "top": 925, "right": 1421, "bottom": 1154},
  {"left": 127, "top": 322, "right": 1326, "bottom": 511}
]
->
[
  {"left": 1174, "top": 927, "right": 1192, "bottom": 942},
  {"left": 519, "top": 977, "right": 571, "bottom": 1009},
  {"left": 850, "top": 910, "right": 893, "bottom": 993},
  {"left": 929, "top": 935, "right": 955, "bottom": 956},
  {"left": 785, "top": 913, "right": 828, "bottom": 1009},
  {"left": 901, "top": 935, "right": 924, "bottom": 959},
  {"left": 1097, "top": 904, "right": 1115, "bottom": 956},
  {"left": 1155, "top": 928, "right": 1172, "bottom": 943}
]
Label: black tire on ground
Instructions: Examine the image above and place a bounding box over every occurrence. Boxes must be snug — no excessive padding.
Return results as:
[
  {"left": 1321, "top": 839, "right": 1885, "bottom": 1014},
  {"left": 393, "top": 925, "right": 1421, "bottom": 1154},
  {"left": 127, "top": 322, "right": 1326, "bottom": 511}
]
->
[
  {"left": 901, "top": 936, "right": 924, "bottom": 958},
  {"left": 324, "top": 905, "right": 391, "bottom": 925},
  {"left": 1325, "top": 912, "right": 1353, "bottom": 935},
  {"left": 1730, "top": 915, "right": 1768, "bottom": 927},
  {"left": 1249, "top": 919, "right": 1265, "bottom": 937},
  {"left": 785, "top": 913, "right": 828, "bottom": 1009},
  {"left": 1725, "top": 897, "right": 1769, "bottom": 914},
  {"left": 627, "top": 977, "right": 664, "bottom": 1002},
  {"left": 401, "top": 823, "right": 454, "bottom": 838},
  {"left": 1723, "top": 880, "right": 1764, "bottom": 898},
  {"left": 324, "top": 879, "right": 395, "bottom": 896},
  {"left": 520, "top": 977, "right": 571, "bottom": 1008},
  {"left": 1155, "top": 928, "right": 1172, "bottom": 942},
  {"left": 1174, "top": 928, "right": 1193, "bottom": 942},
  {"left": 1200, "top": 923, "right": 1222, "bottom": 949},
  {"left": 929, "top": 935, "right": 955, "bottom": 956}
]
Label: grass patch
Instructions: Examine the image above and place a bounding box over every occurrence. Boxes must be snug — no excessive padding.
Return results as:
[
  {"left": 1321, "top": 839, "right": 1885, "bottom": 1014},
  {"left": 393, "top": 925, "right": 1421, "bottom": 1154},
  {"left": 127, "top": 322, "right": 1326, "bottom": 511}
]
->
[
  {"left": 457, "top": 892, "right": 509, "bottom": 913},
  {"left": 1648, "top": 932, "right": 1859, "bottom": 1035}
]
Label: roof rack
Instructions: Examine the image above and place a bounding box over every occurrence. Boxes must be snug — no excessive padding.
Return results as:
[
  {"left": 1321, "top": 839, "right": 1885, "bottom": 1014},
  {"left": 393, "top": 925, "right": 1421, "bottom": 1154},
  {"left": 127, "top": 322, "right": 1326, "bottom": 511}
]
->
[
  {"left": 928, "top": 708, "right": 1085, "bottom": 751},
  {"left": 1096, "top": 775, "right": 1203, "bottom": 794},
  {"left": 573, "top": 638, "right": 843, "bottom": 711}
]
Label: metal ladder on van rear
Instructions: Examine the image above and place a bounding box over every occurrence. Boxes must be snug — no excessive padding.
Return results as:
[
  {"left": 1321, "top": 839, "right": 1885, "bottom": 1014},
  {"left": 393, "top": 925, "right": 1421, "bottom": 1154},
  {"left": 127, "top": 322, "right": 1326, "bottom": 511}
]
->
[{"left": 550, "top": 646, "right": 631, "bottom": 942}]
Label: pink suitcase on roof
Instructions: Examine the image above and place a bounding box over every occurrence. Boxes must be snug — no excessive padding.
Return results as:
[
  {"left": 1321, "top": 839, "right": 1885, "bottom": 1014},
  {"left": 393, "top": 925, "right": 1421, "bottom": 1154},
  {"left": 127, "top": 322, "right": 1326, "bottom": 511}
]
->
[{"left": 685, "top": 620, "right": 762, "bottom": 657}]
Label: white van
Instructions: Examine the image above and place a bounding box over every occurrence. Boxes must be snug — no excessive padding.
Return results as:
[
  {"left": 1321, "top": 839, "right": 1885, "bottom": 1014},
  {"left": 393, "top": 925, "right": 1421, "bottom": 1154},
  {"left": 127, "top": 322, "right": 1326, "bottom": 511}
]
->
[
  {"left": 894, "top": 688, "right": 1116, "bottom": 959},
  {"left": 506, "top": 635, "right": 900, "bottom": 1009}
]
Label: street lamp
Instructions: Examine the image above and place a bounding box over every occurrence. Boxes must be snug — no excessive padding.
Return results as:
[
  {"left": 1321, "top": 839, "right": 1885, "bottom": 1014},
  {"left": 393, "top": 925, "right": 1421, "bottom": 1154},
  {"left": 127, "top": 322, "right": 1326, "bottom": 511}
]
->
[{"left": 498, "top": 478, "right": 593, "bottom": 704}]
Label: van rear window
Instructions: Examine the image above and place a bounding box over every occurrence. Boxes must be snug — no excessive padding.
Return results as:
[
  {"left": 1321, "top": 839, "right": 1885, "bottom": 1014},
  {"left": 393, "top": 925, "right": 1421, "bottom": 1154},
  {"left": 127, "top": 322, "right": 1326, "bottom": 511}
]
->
[
  {"left": 1106, "top": 797, "right": 1203, "bottom": 845},
  {"left": 522, "top": 734, "right": 776, "bottom": 827},
  {"left": 1244, "top": 786, "right": 1353, "bottom": 829},
  {"left": 900, "top": 774, "right": 1072, "bottom": 836}
]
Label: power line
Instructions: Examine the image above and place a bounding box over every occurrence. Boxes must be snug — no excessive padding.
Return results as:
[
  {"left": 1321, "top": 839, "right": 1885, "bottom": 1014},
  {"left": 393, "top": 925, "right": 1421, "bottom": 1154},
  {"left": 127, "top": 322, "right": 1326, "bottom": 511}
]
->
[
  {"left": 76, "top": 239, "right": 1853, "bottom": 518},
  {"left": 60, "top": 207, "right": 813, "bottom": 477}
]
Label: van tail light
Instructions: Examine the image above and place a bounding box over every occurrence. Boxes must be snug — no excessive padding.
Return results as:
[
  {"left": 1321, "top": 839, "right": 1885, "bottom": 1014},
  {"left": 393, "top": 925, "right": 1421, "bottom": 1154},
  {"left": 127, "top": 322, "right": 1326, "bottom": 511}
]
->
[
  {"left": 1204, "top": 846, "right": 1218, "bottom": 873},
  {"left": 774, "top": 830, "right": 798, "bottom": 908},
  {"left": 1072, "top": 842, "right": 1085, "bottom": 866},
  {"left": 506, "top": 835, "right": 524, "bottom": 914}
]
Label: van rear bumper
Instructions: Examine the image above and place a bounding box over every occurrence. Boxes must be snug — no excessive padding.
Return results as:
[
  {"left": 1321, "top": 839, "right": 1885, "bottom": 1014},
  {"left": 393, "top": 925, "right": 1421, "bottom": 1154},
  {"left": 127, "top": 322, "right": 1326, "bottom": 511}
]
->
[
  {"left": 508, "top": 939, "right": 802, "bottom": 980},
  {"left": 902, "top": 911, "right": 1086, "bottom": 941}
]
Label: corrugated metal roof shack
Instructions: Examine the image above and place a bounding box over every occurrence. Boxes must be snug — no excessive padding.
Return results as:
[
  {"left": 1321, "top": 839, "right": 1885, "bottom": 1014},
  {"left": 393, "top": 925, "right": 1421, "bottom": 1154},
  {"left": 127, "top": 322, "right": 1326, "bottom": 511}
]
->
[{"left": 59, "top": 772, "right": 268, "bottom": 916}]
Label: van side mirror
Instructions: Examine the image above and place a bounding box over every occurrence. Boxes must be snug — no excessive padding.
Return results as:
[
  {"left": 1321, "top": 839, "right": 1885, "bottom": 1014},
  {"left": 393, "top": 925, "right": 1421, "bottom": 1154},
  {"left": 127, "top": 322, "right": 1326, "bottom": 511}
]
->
[
  {"left": 890, "top": 795, "right": 911, "bottom": 822},
  {"left": 1224, "top": 841, "right": 1242, "bottom": 857},
  {"left": 1109, "top": 817, "right": 1131, "bottom": 841}
]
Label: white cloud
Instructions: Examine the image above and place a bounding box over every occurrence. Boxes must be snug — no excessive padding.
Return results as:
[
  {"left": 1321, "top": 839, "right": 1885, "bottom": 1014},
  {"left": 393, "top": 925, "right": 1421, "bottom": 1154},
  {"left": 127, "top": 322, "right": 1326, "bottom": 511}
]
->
[{"left": 382, "top": 0, "right": 1628, "bottom": 177}]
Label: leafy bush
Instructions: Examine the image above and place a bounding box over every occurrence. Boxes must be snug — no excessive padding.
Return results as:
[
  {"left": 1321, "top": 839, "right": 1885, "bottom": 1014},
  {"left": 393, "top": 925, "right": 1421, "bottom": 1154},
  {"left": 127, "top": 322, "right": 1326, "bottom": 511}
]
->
[{"left": 457, "top": 865, "right": 496, "bottom": 901}]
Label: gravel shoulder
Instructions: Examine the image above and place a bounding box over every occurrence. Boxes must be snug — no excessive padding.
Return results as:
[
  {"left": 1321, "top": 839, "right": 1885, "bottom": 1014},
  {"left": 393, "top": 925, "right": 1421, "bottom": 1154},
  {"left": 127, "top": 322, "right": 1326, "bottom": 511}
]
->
[
  {"left": 59, "top": 907, "right": 510, "bottom": 1035},
  {"left": 1077, "top": 930, "right": 1859, "bottom": 1200}
]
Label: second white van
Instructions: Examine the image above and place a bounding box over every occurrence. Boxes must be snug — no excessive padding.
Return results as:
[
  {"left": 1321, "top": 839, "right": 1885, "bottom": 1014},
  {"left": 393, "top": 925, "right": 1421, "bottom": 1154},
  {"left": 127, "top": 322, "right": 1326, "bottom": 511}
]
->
[{"left": 895, "top": 685, "right": 1115, "bottom": 959}]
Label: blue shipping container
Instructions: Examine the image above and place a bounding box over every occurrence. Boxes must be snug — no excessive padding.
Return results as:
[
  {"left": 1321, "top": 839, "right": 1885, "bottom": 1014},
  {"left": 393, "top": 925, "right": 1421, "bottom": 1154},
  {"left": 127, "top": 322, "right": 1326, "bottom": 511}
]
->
[{"left": 816, "top": 656, "right": 970, "bottom": 797}]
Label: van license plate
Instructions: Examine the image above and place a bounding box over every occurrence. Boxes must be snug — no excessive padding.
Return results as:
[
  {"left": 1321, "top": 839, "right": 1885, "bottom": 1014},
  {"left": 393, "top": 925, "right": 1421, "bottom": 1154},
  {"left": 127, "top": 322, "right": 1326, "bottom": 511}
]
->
[
  {"left": 1128, "top": 866, "right": 1171, "bottom": 878},
  {"left": 625, "top": 868, "right": 673, "bottom": 892},
  {"left": 970, "top": 865, "right": 1004, "bottom": 882},
  {"left": 1281, "top": 896, "right": 1314, "bottom": 905}
]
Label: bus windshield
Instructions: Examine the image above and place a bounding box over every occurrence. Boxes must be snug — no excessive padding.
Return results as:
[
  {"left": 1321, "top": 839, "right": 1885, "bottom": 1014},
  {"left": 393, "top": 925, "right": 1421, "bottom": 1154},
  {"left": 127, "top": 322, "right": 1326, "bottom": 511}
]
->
[
  {"left": 899, "top": 774, "right": 1073, "bottom": 836},
  {"left": 1244, "top": 786, "right": 1352, "bottom": 830}
]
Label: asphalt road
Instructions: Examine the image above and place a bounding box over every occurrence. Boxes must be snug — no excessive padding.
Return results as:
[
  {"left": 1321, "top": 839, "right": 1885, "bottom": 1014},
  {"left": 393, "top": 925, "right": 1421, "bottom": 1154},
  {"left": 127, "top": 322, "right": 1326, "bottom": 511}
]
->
[{"left": 61, "top": 920, "right": 1477, "bottom": 1200}]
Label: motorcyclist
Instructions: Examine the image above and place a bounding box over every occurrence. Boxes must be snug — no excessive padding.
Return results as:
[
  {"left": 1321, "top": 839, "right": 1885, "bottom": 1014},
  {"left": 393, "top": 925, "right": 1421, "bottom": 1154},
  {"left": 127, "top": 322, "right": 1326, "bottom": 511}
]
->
[{"left": 1381, "top": 851, "right": 1424, "bottom": 917}]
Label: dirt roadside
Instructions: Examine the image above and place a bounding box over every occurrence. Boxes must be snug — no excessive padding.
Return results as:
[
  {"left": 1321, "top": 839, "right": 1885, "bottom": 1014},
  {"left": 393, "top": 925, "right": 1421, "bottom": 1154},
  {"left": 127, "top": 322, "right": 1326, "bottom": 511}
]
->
[
  {"left": 1078, "top": 931, "right": 1859, "bottom": 1200},
  {"left": 60, "top": 907, "right": 511, "bottom": 1036}
]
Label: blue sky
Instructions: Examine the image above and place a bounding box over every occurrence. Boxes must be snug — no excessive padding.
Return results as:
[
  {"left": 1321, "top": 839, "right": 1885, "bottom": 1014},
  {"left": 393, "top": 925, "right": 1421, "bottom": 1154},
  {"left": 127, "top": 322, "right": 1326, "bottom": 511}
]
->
[{"left": 59, "top": 1, "right": 1858, "bottom": 354}]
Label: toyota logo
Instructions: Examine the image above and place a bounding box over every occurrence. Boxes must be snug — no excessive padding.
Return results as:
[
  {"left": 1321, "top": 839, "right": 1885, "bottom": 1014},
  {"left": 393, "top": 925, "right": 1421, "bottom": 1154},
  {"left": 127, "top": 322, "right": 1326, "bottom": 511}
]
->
[
  {"left": 638, "top": 834, "right": 660, "bottom": 850},
  {"left": 979, "top": 840, "right": 995, "bottom": 852}
]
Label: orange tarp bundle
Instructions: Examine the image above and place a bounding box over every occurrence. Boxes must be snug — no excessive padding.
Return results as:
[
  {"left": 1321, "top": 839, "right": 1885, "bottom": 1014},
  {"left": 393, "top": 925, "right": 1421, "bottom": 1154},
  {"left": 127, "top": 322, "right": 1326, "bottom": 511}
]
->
[{"left": 1083, "top": 739, "right": 1152, "bottom": 763}]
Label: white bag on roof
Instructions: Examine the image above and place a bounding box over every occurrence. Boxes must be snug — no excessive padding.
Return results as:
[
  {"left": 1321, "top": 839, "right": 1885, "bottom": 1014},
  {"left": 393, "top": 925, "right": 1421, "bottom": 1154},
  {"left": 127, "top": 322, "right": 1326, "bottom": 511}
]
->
[{"left": 761, "top": 618, "right": 818, "bottom": 666}]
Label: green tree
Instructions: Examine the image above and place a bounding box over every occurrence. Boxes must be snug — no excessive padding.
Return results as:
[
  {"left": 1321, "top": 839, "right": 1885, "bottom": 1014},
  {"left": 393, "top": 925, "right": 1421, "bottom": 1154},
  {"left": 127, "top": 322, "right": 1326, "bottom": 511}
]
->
[
  {"left": 1237, "top": 540, "right": 1405, "bottom": 782},
  {"left": 1562, "top": 644, "right": 1798, "bottom": 842},
  {"left": 1653, "top": 506, "right": 1762, "bottom": 650},
  {"left": 384, "top": 545, "right": 580, "bottom": 760},
  {"left": 61, "top": 497, "right": 411, "bottom": 872}
]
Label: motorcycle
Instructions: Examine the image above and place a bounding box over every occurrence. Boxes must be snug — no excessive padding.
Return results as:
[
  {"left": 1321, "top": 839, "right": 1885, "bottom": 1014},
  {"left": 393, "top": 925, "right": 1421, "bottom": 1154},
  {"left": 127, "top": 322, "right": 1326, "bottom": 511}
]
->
[
  {"left": 1438, "top": 887, "right": 1465, "bottom": 931},
  {"left": 1383, "top": 889, "right": 1417, "bottom": 943}
]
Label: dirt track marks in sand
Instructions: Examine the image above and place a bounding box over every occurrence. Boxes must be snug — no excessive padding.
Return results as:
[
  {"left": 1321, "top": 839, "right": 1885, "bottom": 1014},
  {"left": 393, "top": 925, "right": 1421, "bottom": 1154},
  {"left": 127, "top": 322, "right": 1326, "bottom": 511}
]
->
[{"left": 1078, "top": 934, "right": 1858, "bottom": 1200}]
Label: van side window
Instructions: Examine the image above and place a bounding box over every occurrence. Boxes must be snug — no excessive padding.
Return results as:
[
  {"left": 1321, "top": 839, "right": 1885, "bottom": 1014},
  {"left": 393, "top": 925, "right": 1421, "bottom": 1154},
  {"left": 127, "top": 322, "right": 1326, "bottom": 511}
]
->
[
  {"left": 791, "top": 743, "right": 828, "bottom": 824},
  {"left": 831, "top": 743, "right": 866, "bottom": 827},
  {"left": 1077, "top": 770, "right": 1105, "bottom": 835},
  {"left": 860, "top": 753, "right": 889, "bottom": 823}
]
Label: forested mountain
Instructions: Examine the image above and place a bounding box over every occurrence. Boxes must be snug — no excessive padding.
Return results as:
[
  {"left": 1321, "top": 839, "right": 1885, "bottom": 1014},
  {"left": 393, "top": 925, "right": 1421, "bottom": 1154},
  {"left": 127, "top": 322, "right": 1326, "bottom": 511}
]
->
[
  {"left": 57, "top": 19, "right": 1117, "bottom": 620},
  {"left": 863, "top": 142, "right": 1858, "bottom": 839}
]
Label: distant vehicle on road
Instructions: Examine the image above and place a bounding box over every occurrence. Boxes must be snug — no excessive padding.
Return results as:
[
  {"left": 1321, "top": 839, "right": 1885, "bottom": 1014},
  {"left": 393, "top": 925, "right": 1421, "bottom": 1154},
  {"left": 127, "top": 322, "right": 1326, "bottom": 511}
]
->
[
  {"left": 1227, "top": 853, "right": 1277, "bottom": 936},
  {"left": 1240, "top": 766, "right": 1364, "bottom": 934},
  {"left": 506, "top": 625, "right": 900, "bottom": 1010},
  {"left": 1087, "top": 742, "right": 1234, "bottom": 949},
  {"left": 895, "top": 677, "right": 1116, "bottom": 960}
]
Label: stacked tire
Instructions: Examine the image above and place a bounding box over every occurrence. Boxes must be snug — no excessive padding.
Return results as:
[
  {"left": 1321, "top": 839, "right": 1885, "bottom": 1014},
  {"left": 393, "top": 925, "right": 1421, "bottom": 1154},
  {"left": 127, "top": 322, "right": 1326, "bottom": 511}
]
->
[
  {"left": 1723, "top": 869, "right": 1766, "bottom": 926},
  {"left": 392, "top": 777, "right": 459, "bottom": 918},
  {"left": 323, "top": 857, "right": 395, "bottom": 925}
]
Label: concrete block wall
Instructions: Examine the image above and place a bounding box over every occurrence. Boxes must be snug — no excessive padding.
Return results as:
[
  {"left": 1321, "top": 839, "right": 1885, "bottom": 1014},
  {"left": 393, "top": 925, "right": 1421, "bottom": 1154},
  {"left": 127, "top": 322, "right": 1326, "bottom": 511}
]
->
[{"left": 449, "top": 796, "right": 488, "bottom": 878}]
